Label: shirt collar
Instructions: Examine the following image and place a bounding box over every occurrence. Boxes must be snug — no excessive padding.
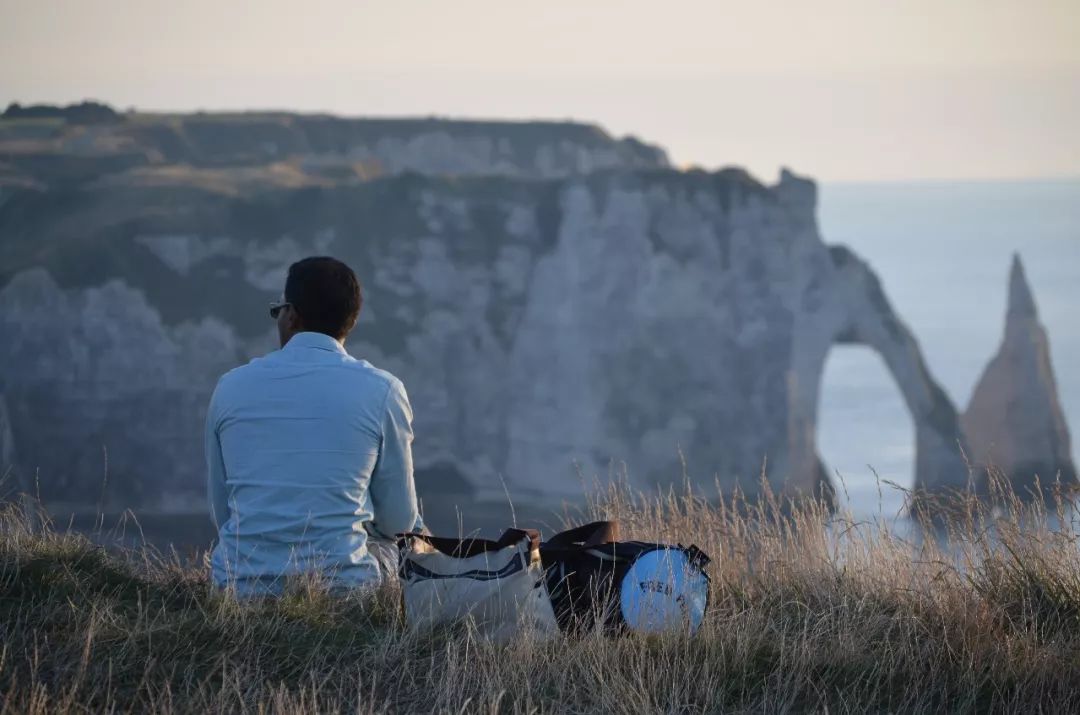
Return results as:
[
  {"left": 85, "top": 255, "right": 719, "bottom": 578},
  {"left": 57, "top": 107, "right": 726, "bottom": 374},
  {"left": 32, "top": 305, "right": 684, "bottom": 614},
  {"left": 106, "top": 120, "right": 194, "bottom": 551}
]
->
[{"left": 283, "top": 331, "right": 348, "bottom": 355}]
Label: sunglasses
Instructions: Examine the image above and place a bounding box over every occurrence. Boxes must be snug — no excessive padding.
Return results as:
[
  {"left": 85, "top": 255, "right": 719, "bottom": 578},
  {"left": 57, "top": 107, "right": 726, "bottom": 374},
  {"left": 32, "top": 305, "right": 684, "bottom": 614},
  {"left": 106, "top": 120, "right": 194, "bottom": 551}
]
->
[{"left": 269, "top": 301, "right": 291, "bottom": 319}]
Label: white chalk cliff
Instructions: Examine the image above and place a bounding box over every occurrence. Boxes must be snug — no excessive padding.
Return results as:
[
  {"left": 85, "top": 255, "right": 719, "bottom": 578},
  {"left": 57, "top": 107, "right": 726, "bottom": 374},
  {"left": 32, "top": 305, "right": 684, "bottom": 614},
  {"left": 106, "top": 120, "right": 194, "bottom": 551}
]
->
[
  {"left": 962, "top": 255, "right": 1077, "bottom": 492},
  {"left": 0, "top": 109, "right": 1063, "bottom": 510}
]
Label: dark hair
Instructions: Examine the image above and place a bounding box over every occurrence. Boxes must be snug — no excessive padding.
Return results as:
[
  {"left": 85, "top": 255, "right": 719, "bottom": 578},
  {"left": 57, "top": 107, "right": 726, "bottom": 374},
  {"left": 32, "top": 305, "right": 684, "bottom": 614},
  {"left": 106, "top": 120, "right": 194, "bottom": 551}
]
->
[{"left": 284, "top": 257, "right": 362, "bottom": 340}]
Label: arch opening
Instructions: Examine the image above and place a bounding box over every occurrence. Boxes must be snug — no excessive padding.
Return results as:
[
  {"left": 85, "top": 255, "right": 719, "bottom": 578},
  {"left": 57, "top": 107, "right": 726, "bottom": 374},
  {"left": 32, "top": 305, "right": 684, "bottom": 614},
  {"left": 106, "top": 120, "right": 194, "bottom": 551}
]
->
[{"left": 817, "top": 345, "right": 915, "bottom": 517}]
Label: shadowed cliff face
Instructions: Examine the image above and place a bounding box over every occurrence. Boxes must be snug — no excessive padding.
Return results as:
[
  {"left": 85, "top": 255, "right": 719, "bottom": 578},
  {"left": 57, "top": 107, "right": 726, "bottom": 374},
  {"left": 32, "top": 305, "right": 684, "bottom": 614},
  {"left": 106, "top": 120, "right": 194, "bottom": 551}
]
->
[
  {"left": 0, "top": 112, "right": 973, "bottom": 508},
  {"left": 0, "top": 393, "right": 14, "bottom": 470}
]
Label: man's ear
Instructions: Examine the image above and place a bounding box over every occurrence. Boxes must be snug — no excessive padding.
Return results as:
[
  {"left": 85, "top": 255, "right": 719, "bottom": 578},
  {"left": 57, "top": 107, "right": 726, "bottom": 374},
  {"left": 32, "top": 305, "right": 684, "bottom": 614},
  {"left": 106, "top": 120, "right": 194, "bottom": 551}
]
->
[{"left": 286, "top": 306, "right": 304, "bottom": 333}]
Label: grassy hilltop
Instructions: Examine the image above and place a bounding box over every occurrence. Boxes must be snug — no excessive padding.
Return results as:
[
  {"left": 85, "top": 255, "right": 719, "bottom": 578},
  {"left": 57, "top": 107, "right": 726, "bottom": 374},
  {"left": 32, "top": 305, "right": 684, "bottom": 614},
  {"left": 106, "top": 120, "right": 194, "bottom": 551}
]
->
[{"left": 2, "top": 478, "right": 1079, "bottom": 714}]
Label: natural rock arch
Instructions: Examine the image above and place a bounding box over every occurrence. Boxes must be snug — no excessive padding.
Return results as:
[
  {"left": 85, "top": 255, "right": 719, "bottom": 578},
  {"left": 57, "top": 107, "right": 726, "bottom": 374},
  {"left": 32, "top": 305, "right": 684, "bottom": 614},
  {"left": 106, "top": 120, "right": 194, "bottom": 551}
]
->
[
  {"left": 787, "top": 245, "right": 971, "bottom": 501},
  {"left": 816, "top": 344, "right": 916, "bottom": 507}
]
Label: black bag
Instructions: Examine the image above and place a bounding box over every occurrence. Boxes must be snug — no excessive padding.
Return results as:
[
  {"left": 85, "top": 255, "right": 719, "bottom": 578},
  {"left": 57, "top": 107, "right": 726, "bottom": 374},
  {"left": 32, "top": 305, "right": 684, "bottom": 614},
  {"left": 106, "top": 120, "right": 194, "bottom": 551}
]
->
[{"left": 539, "top": 521, "right": 711, "bottom": 635}]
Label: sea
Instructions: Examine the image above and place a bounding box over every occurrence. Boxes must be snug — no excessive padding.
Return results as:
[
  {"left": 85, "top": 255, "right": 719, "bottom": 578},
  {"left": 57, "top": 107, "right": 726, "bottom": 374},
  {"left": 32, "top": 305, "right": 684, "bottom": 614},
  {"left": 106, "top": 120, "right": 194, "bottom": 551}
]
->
[{"left": 817, "top": 178, "right": 1080, "bottom": 518}]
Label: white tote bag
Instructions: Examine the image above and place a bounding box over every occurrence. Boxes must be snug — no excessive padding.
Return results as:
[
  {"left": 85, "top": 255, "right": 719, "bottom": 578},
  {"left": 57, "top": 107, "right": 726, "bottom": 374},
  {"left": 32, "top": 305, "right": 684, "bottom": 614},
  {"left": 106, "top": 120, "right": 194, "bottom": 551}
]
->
[{"left": 397, "top": 528, "right": 558, "bottom": 642}]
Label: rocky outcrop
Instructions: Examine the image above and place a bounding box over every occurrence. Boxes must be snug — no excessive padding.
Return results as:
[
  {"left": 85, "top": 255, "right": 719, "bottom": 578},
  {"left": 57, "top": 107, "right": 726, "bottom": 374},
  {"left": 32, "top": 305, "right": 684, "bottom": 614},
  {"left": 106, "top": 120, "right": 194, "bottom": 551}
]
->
[
  {"left": 962, "top": 255, "right": 1077, "bottom": 493},
  {"left": 0, "top": 269, "right": 243, "bottom": 504},
  {"left": 807, "top": 245, "right": 972, "bottom": 496},
  {"left": 0, "top": 137, "right": 975, "bottom": 507}
]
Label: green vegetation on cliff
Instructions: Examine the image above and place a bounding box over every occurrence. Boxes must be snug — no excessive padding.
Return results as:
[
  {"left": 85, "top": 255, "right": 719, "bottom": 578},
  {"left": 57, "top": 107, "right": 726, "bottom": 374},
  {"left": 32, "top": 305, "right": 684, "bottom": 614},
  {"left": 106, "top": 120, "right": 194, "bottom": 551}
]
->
[{"left": 0, "top": 104, "right": 668, "bottom": 187}]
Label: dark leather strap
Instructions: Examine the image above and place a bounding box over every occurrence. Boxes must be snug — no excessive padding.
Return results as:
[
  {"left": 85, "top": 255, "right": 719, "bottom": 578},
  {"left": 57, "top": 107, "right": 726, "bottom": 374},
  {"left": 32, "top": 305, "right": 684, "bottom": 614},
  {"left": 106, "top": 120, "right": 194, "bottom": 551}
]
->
[
  {"left": 397, "top": 527, "right": 541, "bottom": 558},
  {"left": 543, "top": 521, "right": 619, "bottom": 548}
]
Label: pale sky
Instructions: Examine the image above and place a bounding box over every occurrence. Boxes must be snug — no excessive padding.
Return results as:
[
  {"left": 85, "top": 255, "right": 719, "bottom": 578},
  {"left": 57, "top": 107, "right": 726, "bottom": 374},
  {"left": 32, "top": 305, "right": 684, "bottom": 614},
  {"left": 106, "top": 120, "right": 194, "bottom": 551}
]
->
[{"left": 2, "top": 0, "right": 1078, "bottom": 182}]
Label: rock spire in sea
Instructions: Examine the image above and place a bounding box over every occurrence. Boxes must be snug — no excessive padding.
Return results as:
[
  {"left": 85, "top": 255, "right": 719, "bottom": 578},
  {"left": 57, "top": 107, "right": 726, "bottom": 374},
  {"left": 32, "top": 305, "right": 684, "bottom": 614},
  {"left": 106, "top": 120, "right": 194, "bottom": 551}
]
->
[{"left": 962, "top": 254, "right": 1077, "bottom": 494}]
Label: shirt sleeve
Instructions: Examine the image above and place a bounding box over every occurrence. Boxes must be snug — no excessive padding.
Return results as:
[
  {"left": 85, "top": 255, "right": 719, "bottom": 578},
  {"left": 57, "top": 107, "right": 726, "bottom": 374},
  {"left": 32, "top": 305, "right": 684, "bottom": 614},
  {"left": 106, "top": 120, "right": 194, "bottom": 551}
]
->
[
  {"left": 205, "top": 380, "right": 230, "bottom": 529},
  {"left": 367, "top": 379, "right": 421, "bottom": 539}
]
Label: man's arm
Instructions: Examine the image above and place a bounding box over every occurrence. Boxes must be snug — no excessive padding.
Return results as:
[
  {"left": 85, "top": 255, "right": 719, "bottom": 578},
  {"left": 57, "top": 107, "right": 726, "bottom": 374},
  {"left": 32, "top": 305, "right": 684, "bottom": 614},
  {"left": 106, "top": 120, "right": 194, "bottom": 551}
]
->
[
  {"left": 367, "top": 379, "right": 421, "bottom": 538},
  {"left": 205, "top": 382, "right": 229, "bottom": 529}
]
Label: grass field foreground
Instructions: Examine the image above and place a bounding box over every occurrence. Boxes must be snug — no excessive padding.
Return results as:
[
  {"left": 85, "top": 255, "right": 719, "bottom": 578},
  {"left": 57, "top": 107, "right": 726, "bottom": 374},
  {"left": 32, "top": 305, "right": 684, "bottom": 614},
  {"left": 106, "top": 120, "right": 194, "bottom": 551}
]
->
[{"left": 1, "top": 475, "right": 1079, "bottom": 714}]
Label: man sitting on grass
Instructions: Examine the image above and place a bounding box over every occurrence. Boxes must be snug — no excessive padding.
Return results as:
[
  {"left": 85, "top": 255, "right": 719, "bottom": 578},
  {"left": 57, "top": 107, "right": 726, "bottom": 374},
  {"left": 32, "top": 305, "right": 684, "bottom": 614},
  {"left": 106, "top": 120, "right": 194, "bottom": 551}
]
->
[{"left": 205, "top": 256, "right": 422, "bottom": 596}]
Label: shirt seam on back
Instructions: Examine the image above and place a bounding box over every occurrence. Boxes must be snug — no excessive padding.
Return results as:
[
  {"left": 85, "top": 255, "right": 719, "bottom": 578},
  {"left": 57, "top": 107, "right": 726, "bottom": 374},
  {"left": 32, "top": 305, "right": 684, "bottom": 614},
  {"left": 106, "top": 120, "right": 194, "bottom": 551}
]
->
[{"left": 378, "top": 378, "right": 395, "bottom": 443}]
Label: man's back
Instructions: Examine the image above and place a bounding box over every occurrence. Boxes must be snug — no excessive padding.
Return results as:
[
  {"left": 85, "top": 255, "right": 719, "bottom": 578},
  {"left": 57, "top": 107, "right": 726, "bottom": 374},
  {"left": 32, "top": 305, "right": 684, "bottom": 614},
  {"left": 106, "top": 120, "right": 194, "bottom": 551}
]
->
[{"left": 206, "top": 331, "right": 419, "bottom": 596}]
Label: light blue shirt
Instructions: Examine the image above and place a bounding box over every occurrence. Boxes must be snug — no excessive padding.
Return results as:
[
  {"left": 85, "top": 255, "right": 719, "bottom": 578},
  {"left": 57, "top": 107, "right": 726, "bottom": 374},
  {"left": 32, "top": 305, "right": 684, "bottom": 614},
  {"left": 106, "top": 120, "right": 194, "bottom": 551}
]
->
[{"left": 205, "top": 331, "right": 421, "bottom": 596}]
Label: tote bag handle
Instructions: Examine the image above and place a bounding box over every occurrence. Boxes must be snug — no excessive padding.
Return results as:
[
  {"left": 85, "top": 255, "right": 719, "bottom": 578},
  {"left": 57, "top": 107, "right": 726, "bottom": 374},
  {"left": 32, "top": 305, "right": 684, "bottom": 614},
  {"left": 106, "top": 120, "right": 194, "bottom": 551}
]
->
[
  {"left": 544, "top": 521, "right": 619, "bottom": 548},
  {"left": 398, "top": 528, "right": 541, "bottom": 558}
]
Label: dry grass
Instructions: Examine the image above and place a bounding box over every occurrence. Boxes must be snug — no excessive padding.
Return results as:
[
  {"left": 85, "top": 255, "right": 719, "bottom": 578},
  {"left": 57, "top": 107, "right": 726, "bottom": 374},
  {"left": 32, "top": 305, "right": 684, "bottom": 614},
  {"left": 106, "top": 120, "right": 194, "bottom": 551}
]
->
[{"left": 1, "top": 474, "right": 1079, "bottom": 714}]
